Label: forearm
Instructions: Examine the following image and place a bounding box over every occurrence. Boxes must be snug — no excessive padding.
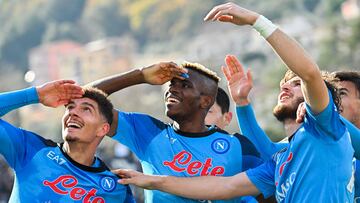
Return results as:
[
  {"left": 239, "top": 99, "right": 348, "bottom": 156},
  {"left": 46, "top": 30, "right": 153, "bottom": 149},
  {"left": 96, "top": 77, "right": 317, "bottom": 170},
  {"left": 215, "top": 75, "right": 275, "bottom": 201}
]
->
[
  {"left": 88, "top": 69, "right": 145, "bottom": 95},
  {"left": 266, "top": 29, "right": 320, "bottom": 82},
  {"left": 0, "top": 87, "right": 39, "bottom": 117},
  {"left": 154, "top": 173, "right": 258, "bottom": 200},
  {"left": 263, "top": 25, "right": 328, "bottom": 112},
  {"left": 236, "top": 105, "right": 285, "bottom": 160}
]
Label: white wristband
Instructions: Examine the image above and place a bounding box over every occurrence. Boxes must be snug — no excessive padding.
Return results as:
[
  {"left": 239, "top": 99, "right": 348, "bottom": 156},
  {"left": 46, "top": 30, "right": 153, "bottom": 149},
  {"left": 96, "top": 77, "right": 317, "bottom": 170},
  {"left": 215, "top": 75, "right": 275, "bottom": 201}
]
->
[{"left": 252, "top": 15, "right": 278, "bottom": 39}]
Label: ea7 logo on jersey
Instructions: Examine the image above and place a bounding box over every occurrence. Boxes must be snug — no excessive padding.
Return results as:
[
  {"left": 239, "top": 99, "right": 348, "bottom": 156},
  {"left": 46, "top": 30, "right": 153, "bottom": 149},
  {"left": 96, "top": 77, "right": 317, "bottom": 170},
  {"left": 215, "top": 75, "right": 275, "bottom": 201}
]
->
[
  {"left": 211, "top": 138, "right": 230, "bottom": 154},
  {"left": 47, "top": 151, "right": 66, "bottom": 165},
  {"left": 100, "top": 177, "right": 116, "bottom": 192}
]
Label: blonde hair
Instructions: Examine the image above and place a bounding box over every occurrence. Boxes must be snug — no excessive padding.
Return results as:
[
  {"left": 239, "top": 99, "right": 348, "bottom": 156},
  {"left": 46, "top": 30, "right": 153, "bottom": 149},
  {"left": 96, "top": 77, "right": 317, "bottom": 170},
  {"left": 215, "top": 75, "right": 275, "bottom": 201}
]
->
[{"left": 181, "top": 61, "right": 220, "bottom": 83}]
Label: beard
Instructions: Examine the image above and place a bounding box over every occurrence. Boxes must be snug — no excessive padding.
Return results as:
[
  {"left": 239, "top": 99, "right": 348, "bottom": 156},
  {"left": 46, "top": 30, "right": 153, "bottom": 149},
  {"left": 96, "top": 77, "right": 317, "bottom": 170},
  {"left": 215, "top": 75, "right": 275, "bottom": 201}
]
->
[
  {"left": 63, "top": 134, "right": 80, "bottom": 142},
  {"left": 273, "top": 97, "right": 304, "bottom": 122}
]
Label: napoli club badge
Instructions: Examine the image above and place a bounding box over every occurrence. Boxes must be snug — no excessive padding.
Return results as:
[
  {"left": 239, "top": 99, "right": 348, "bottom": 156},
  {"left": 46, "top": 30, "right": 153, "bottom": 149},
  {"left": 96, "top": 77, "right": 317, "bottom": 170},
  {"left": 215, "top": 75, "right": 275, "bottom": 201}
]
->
[
  {"left": 100, "top": 177, "right": 116, "bottom": 192},
  {"left": 211, "top": 138, "right": 230, "bottom": 154}
]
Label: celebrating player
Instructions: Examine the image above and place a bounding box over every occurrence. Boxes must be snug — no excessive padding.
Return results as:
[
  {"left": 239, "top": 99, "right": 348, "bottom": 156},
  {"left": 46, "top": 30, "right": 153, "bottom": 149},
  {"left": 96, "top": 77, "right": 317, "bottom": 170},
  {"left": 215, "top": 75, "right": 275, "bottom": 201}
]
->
[
  {"left": 0, "top": 80, "right": 134, "bottom": 202},
  {"left": 89, "top": 61, "right": 264, "bottom": 202}
]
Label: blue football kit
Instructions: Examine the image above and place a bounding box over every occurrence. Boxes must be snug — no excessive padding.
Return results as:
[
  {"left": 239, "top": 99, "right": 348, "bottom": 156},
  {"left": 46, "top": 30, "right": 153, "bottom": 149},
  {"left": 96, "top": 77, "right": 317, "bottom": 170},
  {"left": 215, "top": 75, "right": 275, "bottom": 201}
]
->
[
  {"left": 237, "top": 103, "right": 360, "bottom": 201},
  {"left": 245, "top": 92, "right": 355, "bottom": 202},
  {"left": 113, "top": 111, "right": 263, "bottom": 203},
  {"left": 0, "top": 87, "right": 135, "bottom": 203}
]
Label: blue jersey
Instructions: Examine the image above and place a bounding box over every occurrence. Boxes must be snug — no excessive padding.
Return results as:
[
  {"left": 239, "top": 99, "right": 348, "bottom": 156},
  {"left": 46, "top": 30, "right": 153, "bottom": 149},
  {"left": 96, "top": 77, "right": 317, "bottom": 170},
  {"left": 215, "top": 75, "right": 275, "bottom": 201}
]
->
[
  {"left": 246, "top": 93, "right": 354, "bottom": 202},
  {"left": 0, "top": 87, "right": 135, "bottom": 203},
  {"left": 113, "top": 111, "right": 263, "bottom": 203},
  {"left": 237, "top": 104, "right": 360, "bottom": 201}
]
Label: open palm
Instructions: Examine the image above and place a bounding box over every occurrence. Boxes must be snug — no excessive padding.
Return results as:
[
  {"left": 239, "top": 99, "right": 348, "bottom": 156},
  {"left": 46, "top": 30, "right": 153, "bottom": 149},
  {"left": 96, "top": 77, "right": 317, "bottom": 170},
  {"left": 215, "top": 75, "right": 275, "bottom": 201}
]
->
[{"left": 222, "top": 55, "right": 253, "bottom": 106}]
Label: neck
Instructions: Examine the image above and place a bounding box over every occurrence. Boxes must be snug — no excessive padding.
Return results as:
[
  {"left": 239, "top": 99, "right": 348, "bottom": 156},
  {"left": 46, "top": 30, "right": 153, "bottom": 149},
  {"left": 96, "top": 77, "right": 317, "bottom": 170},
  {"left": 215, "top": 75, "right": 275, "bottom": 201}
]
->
[
  {"left": 173, "top": 120, "right": 208, "bottom": 133},
  {"left": 62, "top": 142, "right": 97, "bottom": 166},
  {"left": 354, "top": 120, "right": 360, "bottom": 129},
  {"left": 283, "top": 118, "right": 301, "bottom": 137}
]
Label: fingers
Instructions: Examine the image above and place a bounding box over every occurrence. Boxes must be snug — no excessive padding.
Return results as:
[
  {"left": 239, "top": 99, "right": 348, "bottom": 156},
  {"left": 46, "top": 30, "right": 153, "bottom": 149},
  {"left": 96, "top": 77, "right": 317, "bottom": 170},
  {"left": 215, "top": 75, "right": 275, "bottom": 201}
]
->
[
  {"left": 296, "top": 102, "right": 306, "bottom": 123},
  {"left": 55, "top": 79, "right": 76, "bottom": 85},
  {"left": 162, "top": 62, "right": 188, "bottom": 80},
  {"left": 112, "top": 169, "right": 137, "bottom": 185},
  {"left": 221, "top": 66, "right": 231, "bottom": 82},
  {"left": 61, "top": 84, "right": 84, "bottom": 99},
  {"left": 204, "top": 3, "right": 232, "bottom": 21},
  {"left": 246, "top": 68, "right": 253, "bottom": 86},
  {"left": 218, "top": 15, "right": 233, "bottom": 22},
  {"left": 112, "top": 169, "right": 135, "bottom": 177},
  {"left": 225, "top": 55, "right": 245, "bottom": 77},
  {"left": 212, "top": 9, "right": 232, "bottom": 21}
]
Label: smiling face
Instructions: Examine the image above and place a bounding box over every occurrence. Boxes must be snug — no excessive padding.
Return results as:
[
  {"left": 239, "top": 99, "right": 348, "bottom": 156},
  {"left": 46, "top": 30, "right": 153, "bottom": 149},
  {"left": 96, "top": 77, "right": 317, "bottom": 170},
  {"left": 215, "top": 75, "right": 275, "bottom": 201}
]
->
[
  {"left": 273, "top": 76, "right": 305, "bottom": 122},
  {"left": 164, "top": 69, "right": 217, "bottom": 123},
  {"left": 62, "top": 97, "right": 109, "bottom": 143},
  {"left": 164, "top": 70, "right": 203, "bottom": 122}
]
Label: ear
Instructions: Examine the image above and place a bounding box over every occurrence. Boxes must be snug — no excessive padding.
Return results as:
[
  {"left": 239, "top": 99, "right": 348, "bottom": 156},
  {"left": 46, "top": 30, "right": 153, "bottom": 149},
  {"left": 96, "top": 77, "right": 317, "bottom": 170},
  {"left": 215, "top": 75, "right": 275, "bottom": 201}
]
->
[
  {"left": 200, "top": 95, "right": 214, "bottom": 109},
  {"left": 223, "top": 112, "right": 233, "bottom": 127},
  {"left": 97, "top": 123, "right": 111, "bottom": 138}
]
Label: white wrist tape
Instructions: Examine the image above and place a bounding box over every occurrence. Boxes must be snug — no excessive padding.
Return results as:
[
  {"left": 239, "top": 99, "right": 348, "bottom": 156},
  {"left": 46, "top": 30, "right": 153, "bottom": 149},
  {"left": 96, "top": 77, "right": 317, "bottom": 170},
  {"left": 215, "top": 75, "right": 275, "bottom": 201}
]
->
[{"left": 252, "top": 15, "right": 278, "bottom": 39}]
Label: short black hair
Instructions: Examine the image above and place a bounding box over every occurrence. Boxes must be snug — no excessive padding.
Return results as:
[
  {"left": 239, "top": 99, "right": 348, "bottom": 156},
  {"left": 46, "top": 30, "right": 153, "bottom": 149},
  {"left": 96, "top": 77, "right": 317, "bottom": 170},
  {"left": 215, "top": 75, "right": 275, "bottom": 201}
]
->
[
  {"left": 82, "top": 87, "right": 113, "bottom": 125},
  {"left": 216, "top": 87, "right": 230, "bottom": 114},
  {"left": 332, "top": 70, "right": 360, "bottom": 97}
]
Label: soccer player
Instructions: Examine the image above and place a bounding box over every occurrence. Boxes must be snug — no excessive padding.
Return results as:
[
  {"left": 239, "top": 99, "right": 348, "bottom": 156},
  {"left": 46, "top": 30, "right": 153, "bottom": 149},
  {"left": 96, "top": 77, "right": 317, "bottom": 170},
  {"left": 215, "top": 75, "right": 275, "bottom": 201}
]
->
[
  {"left": 235, "top": 69, "right": 360, "bottom": 200},
  {"left": 113, "top": 3, "right": 355, "bottom": 202},
  {"left": 333, "top": 71, "right": 360, "bottom": 202},
  {"left": 90, "top": 62, "right": 258, "bottom": 202},
  {"left": 236, "top": 70, "right": 360, "bottom": 160},
  {"left": 0, "top": 80, "right": 134, "bottom": 202}
]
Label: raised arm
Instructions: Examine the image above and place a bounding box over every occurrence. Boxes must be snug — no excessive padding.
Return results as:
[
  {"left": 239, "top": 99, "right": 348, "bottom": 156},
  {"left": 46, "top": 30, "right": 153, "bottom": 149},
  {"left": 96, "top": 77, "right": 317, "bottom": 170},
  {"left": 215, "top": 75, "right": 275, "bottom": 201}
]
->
[
  {"left": 0, "top": 80, "right": 83, "bottom": 169},
  {"left": 0, "top": 80, "right": 83, "bottom": 117},
  {"left": 87, "top": 62, "right": 187, "bottom": 136},
  {"left": 204, "top": 2, "right": 328, "bottom": 114},
  {"left": 87, "top": 62, "right": 187, "bottom": 95},
  {"left": 222, "top": 55, "right": 286, "bottom": 160},
  {"left": 113, "top": 169, "right": 259, "bottom": 200}
]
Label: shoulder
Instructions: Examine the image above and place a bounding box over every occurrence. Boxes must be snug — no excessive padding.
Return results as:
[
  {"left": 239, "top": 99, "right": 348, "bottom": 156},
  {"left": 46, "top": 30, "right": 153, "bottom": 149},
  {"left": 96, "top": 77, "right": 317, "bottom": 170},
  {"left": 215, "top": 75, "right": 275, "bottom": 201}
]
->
[
  {"left": 116, "top": 110, "right": 167, "bottom": 130},
  {"left": 233, "top": 133, "right": 261, "bottom": 157}
]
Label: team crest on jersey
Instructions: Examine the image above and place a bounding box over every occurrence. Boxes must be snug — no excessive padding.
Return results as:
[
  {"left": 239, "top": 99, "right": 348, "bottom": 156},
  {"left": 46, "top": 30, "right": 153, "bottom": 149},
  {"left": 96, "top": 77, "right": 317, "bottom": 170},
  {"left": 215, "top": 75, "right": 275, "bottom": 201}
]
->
[
  {"left": 211, "top": 138, "right": 230, "bottom": 154},
  {"left": 100, "top": 177, "right": 116, "bottom": 192}
]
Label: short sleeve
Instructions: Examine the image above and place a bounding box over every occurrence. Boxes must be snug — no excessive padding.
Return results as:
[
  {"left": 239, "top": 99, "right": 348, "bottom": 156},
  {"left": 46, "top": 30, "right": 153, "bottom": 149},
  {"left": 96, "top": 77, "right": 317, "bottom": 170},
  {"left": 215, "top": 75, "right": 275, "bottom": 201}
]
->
[
  {"left": 246, "top": 159, "right": 276, "bottom": 198},
  {"left": 112, "top": 111, "right": 166, "bottom": 159}
]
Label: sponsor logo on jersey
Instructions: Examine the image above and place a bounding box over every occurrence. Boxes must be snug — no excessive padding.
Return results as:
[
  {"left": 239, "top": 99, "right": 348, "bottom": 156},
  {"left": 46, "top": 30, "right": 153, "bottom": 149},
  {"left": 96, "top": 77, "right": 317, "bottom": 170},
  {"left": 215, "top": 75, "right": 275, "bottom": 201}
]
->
[
  {"left": 43, "top": 175, "right": 105, "bottom": 203},
  {"left": 211, "top": 138, "right": 230, "bottom": 154},
  {"left": 163, "top": 150, "right": 225, "bottom": 176},
  {"left": 100, "top": 177, "right": 116, "bottom": 192},
  {"left": 275, "top": 152, "right": 296, "bottom": 202},
  {"left": 47, "top": 151, "right": 66, "bottom": 165}
]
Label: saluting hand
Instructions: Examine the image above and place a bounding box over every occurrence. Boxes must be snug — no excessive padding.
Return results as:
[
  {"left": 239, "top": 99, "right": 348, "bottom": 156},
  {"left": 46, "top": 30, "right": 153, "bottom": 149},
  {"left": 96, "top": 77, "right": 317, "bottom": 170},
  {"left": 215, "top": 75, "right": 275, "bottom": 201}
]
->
[
  {"left": 36, "top": 80, "right": 84, "bottom": 107},
  {"left": 142, "top": 62, "right": 188, "bottom": 85}
]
